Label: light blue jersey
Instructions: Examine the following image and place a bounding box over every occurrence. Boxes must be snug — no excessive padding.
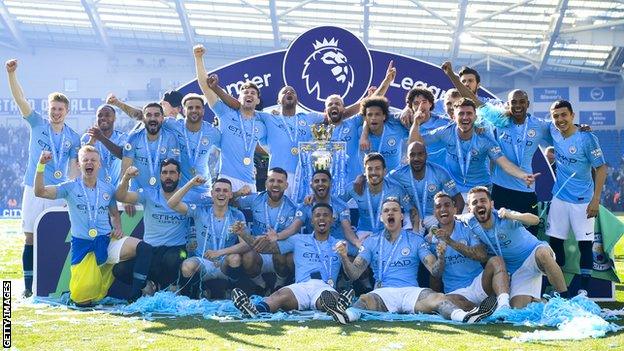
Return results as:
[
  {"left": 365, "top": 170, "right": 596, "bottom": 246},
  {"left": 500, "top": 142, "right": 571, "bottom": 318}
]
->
[
  {"left": 359, "top": 230, "right": 431, "bottom": 288},
  {"left": 491, "top": 114, "right": 552, "bottom": 192},
  {"left": 261, "top": 112, "right": 324, "bottom": 173},
  {"left": 434, "top": 220, "right": 483, "bottom": 293},
  {"left": 80, "top": 130, "right": 127, "bottom": 186},
  {"left": 122, "top": 128, "right": 179, "bottom": 190},
  {"left": 551, "top": 128, "right": 605, "bottom": 203},
  {"left": 186, "top": 205, "right": 244, "bottom": 257},
  {"left": 294, "top": 196, "right": 351, "bottom": 239},
  {"left": 344, "top": 179, "right": 411, "bottom": 232},
  {"left": 465, "top": 210, "right": 543, "bottom": 274},
  {"left": 211, "top": 101, "right": 268, "bottom": 184},
  {"left": 24, "top": 111, "right": 80, "bottom": 186},
  {"left": 278, "top": 234, "right": 341, "bottom": 284},
  {"left": 417, "top": 113, "right": 452, "bottom": 166},
  {"left": 55, "top": 179, "right": 116, "bottom": 240},
  {"left": 238, "top": 192, "right": 297, "bottom": 236},
  {"left": 388, "top": 163, "right": 459, "bottom": 218},
  {"left": 422, "top": 125, "right": 503, "bottom": 192},
  {"left": 163, "top": 119, "right": 221, "bottom": 189},
  {"left": 330, "top": 115, "right": 364, "bottom": 182},
  {"left": 136, "top": 187, "right": 204, "bottom": 247},
  {"left": 358, "top": 119, "right": 409, "bottom": 172}
]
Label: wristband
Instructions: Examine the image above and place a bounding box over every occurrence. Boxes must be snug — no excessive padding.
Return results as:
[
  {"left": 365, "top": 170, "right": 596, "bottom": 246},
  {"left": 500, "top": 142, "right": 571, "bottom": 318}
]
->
[{"left": 36, "top": 162, "right": 45, "bottom": 173}]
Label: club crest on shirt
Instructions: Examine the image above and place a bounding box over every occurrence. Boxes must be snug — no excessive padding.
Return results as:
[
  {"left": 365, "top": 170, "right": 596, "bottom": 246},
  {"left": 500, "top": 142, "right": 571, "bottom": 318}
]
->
[
  {"left": 388, "top": 138, "right": 396, "bottom": 146},
  {"left": 277, "top": 216, "right": 285, "bottom": 224},
  {"left": 343, "top": 127, "right": 350, "bottom": 134},
  {"left": 527, "top": 129, "right": 536, "bottom": 138},
  {"left": 201, "top": 137, "right": 209, "bottom": 146},
  {"left": 190, "top": 204, "right": 197, "bottom": 210},
  {"left": 470, "top": 149, "right": 478, "bottom": 156},
  {"left": 459, "top": 239, "right": 468, "bottom": 246},
  {"left": 427, "top": 184, "right": 437, "bottom": 193},
  {"left": 102, "top": 192, "right": 110, "bottom": 201},
  {"left": 124, "top": 143, "right": 132, "bottom": 151},
  {"left": 295, "top": 210, "right": 303, "bottom": 217},
  {"left": 401, "top": 247, "right": 410, "bottom": 256},
  {"left": 569, "top": 145, "right": 577, "bottom": 154},
  {"left": 160, "top": 146, "right": 167, "bottom": 154},
  {"left": 299, "top": 119, "right": 307, "bottom": 126},
  {"left": 63, "top": 140, "right": 71, "bottom": 149}
]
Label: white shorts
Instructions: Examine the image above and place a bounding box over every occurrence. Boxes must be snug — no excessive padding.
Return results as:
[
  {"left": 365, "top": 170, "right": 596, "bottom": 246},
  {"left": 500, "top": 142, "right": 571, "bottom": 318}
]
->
[
  {"left": 371, "top": 286, "right": 426, "bottom": 313},
  {"left": 287, "top": 279, "right": 336, "bottom": 310},
  {"left": 510, "top": 244, "right": 552, "bottom": 299},
  {"left": 105, "top": 236, "right": 130, "bottom": 264},
  {"left": 546, "top": 197, "right": 595, "bottom": 241},
  {"left": 194, "top": 257, "right": 228, "bottom": 281},
  {"left": 447, "top": 272, "right": 488, "bottom": 305},
  {"left": 220, "top": 174, "right": 257, "bottom": 193},
  {"left": 260, "top": 253, "right": 275, "bottom": 274},
  {"left": 22, "top": 185, "right": 65, "bottom": 233}
]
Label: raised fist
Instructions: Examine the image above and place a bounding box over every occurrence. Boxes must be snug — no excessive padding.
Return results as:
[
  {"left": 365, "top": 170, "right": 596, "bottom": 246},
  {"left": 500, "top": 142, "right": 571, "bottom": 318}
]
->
[
  {"left": 193, "top": 44, "right": 205, "bottom": 58},
  {"left": 5, "top": 59, "right": 17, "bottom": 73}
]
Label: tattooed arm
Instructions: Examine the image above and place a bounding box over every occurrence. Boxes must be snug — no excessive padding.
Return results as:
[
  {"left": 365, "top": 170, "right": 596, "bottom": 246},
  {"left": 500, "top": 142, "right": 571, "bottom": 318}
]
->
[{"left": 336, "top": 241, "right": 369, "bottom": 280}]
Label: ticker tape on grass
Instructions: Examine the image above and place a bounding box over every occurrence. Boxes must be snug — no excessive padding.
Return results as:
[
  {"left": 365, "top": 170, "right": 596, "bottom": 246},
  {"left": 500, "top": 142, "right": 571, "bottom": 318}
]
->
[{"left": 33, "top": 292, "right": 621, "bottom": 342}]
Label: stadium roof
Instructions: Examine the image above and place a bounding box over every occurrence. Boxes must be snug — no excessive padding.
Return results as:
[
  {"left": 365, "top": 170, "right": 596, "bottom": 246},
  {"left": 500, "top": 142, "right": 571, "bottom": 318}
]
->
[{"left": 0, "top": 0, "right": 623, "bottom": 81}]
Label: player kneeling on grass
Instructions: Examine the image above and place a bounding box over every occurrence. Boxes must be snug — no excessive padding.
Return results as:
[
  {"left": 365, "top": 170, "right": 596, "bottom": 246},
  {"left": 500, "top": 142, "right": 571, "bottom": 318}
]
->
[
  {"left": 230, "top": 203, "right": 350, "bottom": 320},
  {"left": 34, "top": 146, "right": 146, "bottom": 304},
  {"left": 329, "top": 197, "right": 497, "bottom": 325},
  {"left": 464, "top": 186, "right": 569, "bottom": 308},
  {"left": 429, "top": 192, "right": 511, "bottom": 312},
  {"left": 168, "top": 176, "right": 250, "bottom": 298}
]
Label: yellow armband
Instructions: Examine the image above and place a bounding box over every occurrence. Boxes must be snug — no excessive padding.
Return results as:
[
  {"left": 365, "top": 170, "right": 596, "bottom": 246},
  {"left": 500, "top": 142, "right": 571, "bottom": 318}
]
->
[{"left": 36, "top": 163, "right": 45, "bottom": 173}]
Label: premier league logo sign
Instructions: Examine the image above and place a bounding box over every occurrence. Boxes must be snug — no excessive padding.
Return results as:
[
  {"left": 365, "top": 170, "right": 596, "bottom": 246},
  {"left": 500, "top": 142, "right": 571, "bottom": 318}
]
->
[{"left": 283, "top": 26, "right": 373, "bottom": 112}]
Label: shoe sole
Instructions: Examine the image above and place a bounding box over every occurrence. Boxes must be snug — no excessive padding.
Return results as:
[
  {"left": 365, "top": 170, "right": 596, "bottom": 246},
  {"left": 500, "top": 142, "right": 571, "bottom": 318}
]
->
[
  {"left": 232, "top": 288, "right": 258, "bottom": 318},
  {"left": 319, "top": 290, "right": 349, "bottom": 325},
  {"left": 463, "top": 295, "right": 497, "bottom": 323}
]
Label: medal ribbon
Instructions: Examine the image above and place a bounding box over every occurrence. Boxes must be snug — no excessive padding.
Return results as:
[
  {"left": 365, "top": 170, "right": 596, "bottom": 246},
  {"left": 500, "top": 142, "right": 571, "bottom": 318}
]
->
[
  {"left": 79, "top": 179, "right": 100, "bottom": 233},
  {"left": 183, "top": 127, "right": 204, "bottom": 170},
  {"left": 455, "top": 129, "right": 476, "bottom": 184},
  {"left": 238, "top": 112, "right": 256, "bottom": 162},
  {"left": 143, "top": 131, "right": 163, "bottom": 185},
  {"left": 313, "top": 237, "right": 333, "bottom": 283},
  {"left": 377, "top": 231, "right": 403, "bottom": 286},
  {"left": 366, "top": 183, "right": 385, "bottom": 231},
  {"left": 264, "top": 199, "right": 286, "bottom": 232},
  {"left": 48, "top": 125, "right": 67, "bottom": 175}
]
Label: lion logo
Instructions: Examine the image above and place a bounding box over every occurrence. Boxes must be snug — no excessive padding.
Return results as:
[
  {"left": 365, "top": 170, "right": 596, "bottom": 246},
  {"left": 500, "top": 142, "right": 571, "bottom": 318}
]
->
[
  {"left": 283, "top": 26, "right": 372, "bottom": 112},
  {"left": 302, "top": 38, "right": 355, "bottom": 102}
]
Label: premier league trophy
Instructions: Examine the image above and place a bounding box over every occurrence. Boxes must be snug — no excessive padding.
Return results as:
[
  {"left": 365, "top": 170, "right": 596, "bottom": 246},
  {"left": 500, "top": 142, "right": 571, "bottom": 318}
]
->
[{"left": 294, "top": 124, "right": 347, "bottom": 202}]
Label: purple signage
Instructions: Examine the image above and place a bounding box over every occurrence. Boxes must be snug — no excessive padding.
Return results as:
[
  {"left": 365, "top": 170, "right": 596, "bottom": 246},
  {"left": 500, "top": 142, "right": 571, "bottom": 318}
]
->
[{"left": 178, "top": 26, "right": 495, "bottom": 120}]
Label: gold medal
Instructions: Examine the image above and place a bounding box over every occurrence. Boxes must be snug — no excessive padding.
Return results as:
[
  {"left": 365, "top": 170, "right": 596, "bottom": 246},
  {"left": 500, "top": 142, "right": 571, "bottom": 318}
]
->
[
  {"left": 53, "top": 170, "right": 63, "bottom": 179},
  {"left": 149, "top": 176, "right": 157, "bottom": 186},
  {"left": 88, "top": 228, "right": 97, "bottom": 237},
  {"left": 327, "top": 278, "right": 334, "bottom": 287},
  {"left": 291, "top": 147, "right": 299, "bottom": 155},
  {"left": 243, "top": 157, "right": 252, "bottom": 166}
]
